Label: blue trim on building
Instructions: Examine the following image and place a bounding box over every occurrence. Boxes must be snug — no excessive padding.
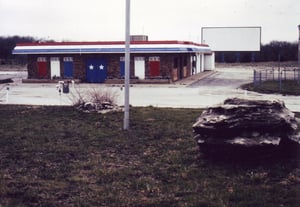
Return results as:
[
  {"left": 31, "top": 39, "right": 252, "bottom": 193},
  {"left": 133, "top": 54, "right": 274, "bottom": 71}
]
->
[{"left": 13, "top": 47, "right": 211, "bottom": 55}]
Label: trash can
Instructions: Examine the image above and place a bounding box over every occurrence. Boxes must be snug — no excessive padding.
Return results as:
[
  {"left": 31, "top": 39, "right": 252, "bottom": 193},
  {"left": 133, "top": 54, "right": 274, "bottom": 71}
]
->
[{"left": 62, "top": 82, "right": 69, "bottom": 93}]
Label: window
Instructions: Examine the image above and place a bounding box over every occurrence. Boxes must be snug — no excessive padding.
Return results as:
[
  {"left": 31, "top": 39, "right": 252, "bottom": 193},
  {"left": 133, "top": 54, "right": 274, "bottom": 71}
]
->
[
  {"left": 173, "top": 57, "right": 178, "bottom": 68},
  {"left": 183, "top": 56, "right": 188, "bottom": 66},
  {"left": 50, "top": 57, "right": 60, "bottom": 61},
  {"left": 37, "top": 57, "right": 47, "bottom": 62},
  {"left": 63, "top": 57, "right": 73, "bottom": 62},
  {"left": 149, "top": 56, "right": 160, "bottom": 61}
]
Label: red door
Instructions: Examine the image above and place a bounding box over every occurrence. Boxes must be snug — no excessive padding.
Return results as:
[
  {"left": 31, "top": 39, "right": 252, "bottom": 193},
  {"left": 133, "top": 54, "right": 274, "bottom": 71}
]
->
[
  {"left": 37, "top": 57, "right": 47, "bottom": 78},
  {"left": 149, "top": 57, "right": 160, "bottom": 77}
]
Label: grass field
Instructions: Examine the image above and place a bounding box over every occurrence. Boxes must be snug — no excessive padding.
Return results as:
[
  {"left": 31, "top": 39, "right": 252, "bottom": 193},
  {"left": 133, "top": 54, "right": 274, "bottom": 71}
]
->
[
  {"left": 242, "top": 80, "right": 300, "bottom": 95},
  {"left": 0, "top": 105, "right": 299, "bottom": 207}
]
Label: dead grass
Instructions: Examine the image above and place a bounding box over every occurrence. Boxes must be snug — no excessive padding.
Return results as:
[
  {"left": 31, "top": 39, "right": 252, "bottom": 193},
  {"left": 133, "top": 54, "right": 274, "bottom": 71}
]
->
[
  {"left": 242, "top": 80, "right": 300, "bottom": 96},
  {"left": 0, "top": 105, "right": 299, "bottom": 207}
]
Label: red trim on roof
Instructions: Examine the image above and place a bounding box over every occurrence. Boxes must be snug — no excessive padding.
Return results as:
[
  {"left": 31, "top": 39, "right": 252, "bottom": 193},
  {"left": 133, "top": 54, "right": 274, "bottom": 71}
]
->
[{"left": 16, "top": 40, "right": 209, "bottom": 47}]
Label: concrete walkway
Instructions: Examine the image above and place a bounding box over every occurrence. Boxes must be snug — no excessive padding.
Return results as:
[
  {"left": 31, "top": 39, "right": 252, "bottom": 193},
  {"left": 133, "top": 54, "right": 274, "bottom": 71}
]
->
[
  {"left": 173, "top": 70, "right": 217, "bottom": 86},
  {"left": 1, "top": 68, "right": 300, "bottom": 112}
]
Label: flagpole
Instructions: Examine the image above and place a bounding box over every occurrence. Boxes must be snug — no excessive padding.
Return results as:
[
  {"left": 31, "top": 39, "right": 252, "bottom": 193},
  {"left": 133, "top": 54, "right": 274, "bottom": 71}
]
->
[{"left": 124, "top": 0, "right": 130, "bottom": 130}]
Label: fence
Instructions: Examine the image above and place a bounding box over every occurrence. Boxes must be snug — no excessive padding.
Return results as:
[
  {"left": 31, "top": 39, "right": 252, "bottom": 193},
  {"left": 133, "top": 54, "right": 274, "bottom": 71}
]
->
[
  {"left": 253, "top": 67, "right": 300, "bottom": 86},
  {"left": 0, "top": 85, "right": 9, "bottom": 103}
]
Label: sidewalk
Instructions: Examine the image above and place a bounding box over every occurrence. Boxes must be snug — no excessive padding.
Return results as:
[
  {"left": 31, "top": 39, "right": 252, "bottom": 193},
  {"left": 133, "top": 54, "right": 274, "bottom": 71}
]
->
[
  {"left": 173, "top": 70, "right": 216, "bottom": 86},
  {"left": 101, "top": 70, "right": 217, "bottom": 88},
  {"left": 2, "top": 68, "right": 300, "bottom": 112}
]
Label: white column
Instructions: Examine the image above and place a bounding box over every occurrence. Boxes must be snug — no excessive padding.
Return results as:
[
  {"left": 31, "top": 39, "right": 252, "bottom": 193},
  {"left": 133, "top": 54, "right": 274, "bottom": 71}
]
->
[{"left": 201, "top": 54, "right": 205, "bottom": 72}]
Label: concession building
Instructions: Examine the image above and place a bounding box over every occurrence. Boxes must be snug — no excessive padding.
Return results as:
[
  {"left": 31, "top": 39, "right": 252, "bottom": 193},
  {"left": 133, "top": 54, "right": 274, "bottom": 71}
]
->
[{"left": 13, "top": 36, "right": 215, "bottom": 83}]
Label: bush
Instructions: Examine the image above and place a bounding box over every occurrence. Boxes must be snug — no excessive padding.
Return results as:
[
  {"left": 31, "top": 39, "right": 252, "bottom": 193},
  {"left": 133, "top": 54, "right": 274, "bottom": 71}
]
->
[{"left": 69, "top": 86, "right": 120, "bottom": 111}]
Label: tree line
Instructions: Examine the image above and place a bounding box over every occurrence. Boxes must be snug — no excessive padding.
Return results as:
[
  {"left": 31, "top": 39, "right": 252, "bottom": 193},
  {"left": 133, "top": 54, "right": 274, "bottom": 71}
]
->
[
  {"left": 0, "top": 36, "right": 298, "bottom": 64},
  {"left": 0, "top": 36, "right": 52, "bottom": 64},
  {"left": 215, "top": 41, "right": 298, "bottom": 63}
]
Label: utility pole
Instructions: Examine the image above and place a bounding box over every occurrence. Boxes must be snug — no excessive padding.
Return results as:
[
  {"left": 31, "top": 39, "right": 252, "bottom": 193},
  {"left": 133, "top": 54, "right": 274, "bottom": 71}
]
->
[{"left": 124, "top": 0, "right": 130, "bottom": 130}]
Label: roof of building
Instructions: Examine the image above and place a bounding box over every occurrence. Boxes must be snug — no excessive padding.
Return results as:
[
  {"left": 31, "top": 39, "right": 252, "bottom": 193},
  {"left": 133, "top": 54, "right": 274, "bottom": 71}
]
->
[{"left": 13, "top": 40, "right": 212, "bottom": 55}]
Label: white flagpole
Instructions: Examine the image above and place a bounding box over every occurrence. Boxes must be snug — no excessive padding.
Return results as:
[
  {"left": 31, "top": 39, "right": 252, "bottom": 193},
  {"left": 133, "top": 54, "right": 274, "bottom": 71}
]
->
[{"left": 124, "top": 0, "right": 130, "bottom": 130}]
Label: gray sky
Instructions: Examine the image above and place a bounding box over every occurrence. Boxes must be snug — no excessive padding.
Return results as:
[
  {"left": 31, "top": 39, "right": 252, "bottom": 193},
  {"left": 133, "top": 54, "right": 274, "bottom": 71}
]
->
[{"left": 0, "top": 0, "right": 299, "bottom": 44}]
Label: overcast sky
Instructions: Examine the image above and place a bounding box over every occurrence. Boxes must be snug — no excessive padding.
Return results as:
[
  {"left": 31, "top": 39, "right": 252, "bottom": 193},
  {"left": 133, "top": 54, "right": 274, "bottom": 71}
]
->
[{"left": 0, "top": 0, "right": 299, "bottom": 44}]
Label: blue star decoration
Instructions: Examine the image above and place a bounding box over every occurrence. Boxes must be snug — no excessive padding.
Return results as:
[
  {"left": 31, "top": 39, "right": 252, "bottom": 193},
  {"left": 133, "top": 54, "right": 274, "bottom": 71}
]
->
[{"left": 99, "top": 64, "right": 104, "bottom": 70}]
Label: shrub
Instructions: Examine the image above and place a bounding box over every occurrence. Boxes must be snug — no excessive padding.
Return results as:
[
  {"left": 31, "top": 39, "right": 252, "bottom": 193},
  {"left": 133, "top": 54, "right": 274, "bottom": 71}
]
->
[{"left": 69, "top": 86, "right": 120, "bottom": 111}]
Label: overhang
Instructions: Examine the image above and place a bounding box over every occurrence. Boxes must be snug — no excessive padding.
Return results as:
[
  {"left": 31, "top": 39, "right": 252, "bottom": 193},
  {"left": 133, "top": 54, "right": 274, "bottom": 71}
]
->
[{"left": 13, "top": 40, "right": 212, "bottom": 55}]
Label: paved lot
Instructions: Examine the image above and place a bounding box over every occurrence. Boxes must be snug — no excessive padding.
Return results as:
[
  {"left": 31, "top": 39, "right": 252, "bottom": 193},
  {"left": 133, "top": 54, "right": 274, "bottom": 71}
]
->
[{"left": 1, "top": 67, "right": 300, "bottom": 112}]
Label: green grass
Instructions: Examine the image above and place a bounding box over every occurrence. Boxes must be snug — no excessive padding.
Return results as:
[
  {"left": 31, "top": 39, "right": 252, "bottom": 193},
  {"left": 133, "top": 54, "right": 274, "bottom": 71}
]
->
[
  {"left": 0, "top": 105, "right": 299, "bottom": 207},
  {"left": 242, "top": 80, "right": 300, "bottom": 95}
]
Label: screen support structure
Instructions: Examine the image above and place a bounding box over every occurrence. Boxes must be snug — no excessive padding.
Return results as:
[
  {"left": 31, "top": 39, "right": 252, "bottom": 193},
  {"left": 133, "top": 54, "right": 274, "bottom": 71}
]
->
[{"left": 201, "top": 27, "right": 261, "bottom": 62}]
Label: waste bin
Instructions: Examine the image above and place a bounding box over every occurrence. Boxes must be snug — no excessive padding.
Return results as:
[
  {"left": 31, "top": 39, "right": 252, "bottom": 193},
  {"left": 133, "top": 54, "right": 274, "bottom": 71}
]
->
[{"left": 62, "top": 82, "right": 69, "bottom": 93}]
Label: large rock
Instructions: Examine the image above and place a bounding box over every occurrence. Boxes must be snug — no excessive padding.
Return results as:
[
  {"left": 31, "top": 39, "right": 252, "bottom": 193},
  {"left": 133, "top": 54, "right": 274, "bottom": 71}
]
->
[{"left": 193, "top": 98, "right": 300, "bottom": 158}]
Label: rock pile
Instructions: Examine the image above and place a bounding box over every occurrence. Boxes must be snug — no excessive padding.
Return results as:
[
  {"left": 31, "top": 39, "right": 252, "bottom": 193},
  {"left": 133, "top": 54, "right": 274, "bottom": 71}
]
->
[
  {"left": 193, "top": 98, "right": 300, "bottom": 158},
  {"left": 76, "top": 101, "right": 122, "bottom": 114}
]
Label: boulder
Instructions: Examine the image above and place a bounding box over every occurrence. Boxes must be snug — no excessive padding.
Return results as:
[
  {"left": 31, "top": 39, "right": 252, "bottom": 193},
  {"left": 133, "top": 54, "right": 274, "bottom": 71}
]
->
[{"left": 193, "top": 98, "right": 300, "bottom": 158}]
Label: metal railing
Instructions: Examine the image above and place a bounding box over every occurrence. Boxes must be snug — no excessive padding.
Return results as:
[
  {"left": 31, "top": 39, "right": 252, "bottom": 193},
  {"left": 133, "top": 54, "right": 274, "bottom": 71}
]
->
[
  {"left": 253, "top": 67, "right": 300, "bottom": 86},
  {"left": 0, "top": 85, "right": 9, "bottom": 103}
]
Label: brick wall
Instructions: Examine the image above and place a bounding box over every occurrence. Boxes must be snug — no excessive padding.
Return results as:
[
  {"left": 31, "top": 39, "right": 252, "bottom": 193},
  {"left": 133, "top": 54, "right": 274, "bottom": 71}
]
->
[
  {"left": 72, "top": 55, "right": 85, "bottom": 81},
  {"left": 27, "top": 55, "right": 39, "bottom": 79},
  {"left": 27, "top": 53, "right": 193, "bottom": 82}
]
